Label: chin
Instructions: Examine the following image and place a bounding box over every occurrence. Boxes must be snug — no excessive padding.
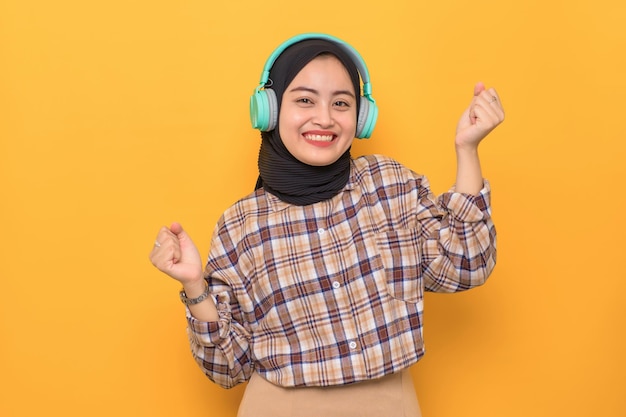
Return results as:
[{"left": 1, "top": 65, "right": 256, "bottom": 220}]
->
[{"left": 300, "top": 153, "right": 344, "bottom": 167}]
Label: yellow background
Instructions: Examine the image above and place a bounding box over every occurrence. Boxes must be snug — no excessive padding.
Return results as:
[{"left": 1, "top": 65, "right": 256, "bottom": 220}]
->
[{"left": 1, "top": 0, "right": 625, "bottom": 416}]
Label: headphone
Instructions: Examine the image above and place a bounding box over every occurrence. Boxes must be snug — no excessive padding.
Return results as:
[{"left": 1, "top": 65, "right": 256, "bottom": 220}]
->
[{"left": 249, "top": 33, "right": 378, "bottom": 139}]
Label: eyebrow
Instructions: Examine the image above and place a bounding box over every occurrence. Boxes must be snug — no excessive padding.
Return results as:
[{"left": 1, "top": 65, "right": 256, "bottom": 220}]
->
[{"left": 288, "top": 86, "right": 356, "bottom": 98}]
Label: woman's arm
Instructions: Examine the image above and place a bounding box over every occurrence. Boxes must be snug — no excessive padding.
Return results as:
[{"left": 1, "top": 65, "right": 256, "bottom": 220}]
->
[
  {"left": 150, "top": 222, "right": 218, "bottom": 321},
  {"left": 150, "top": 222, "right": 253, "bottom": 388},
  {"left": 454, "top": 82, "right": 505, "bottom": 195}
]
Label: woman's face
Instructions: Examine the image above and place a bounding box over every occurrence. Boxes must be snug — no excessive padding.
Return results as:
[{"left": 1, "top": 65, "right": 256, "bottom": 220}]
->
[{"left": 278, "top": 55, "right": 357, "bottom": 167}]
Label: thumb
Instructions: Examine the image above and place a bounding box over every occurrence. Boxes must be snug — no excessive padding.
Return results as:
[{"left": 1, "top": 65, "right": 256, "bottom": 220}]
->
[
  {"left": 170, "top": 222, "right": 184, "bottom": 236},
  {"left": 474, "top": 81, "right": 486, "bottom": 97},
  {"left": 170, "top": 222, "right": 194, "bottom": 246}
]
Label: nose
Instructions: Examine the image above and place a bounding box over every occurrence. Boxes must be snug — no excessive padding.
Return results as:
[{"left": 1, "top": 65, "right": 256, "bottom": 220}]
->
[{"left": 312, "top": 103, "right": 333, "bottom": 127}]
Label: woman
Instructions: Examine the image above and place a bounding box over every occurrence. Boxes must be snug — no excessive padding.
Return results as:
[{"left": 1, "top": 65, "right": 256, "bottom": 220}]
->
[{"left": 150, "top": 33, "right": 505, "bottom": 416}]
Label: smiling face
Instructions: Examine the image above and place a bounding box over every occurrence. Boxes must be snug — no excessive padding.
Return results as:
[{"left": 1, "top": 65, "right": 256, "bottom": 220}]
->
[{"left": 278, "top": 54, "right": 358, "bottom": 167}]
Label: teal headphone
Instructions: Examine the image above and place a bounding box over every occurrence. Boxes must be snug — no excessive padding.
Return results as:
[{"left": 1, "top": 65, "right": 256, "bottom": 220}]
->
[{"left": 249, "top": 33, "right": 378, "bottom": 139}]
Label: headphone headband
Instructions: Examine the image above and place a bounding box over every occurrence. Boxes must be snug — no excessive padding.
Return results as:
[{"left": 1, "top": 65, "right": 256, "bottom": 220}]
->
[{"left": 257, "top": 33, "right": 373, "bottom": 99}]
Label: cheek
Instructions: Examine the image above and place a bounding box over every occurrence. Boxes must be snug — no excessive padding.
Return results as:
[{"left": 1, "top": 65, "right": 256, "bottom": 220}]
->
[
  {"left": 278, "top": 106, "right": 305, "bottom": 133},
  {"left": 340, "top": 111, "right": 358, "bottom": 133},
  {"left": 278, "top": 115, "right": 299, "bottom": 141}
]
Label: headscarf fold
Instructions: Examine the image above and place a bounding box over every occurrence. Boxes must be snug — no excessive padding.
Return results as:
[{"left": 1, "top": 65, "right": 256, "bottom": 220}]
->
[{"left": 255, "top": 39, "right": 361, "bottom": 206}]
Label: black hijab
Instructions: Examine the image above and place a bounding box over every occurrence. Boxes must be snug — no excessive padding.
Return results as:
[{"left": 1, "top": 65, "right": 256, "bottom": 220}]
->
[{"left": 255, "top": 39, "right": 361, "bottom": 206}]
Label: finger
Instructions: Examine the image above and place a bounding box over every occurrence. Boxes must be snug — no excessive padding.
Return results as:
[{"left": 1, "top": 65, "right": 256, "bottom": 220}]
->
[
  {"left": 478, "top": 88, "right": 504, "bottom": 112},
  {"left": 153, "top": 227, "right": 167, "bottom": 247},
  {"left": 470, "top": 103, "right": 505, "bottom": 136},
  {"left": 472, "top": 85, "right": 498, "bottom": 104},
  {"left": 473, "top": 98, "right": 501, "bottom": 120},
  {"left": 170, "top": 222, "right": 183, "bottom": 235},
  {"left": 487, "top": 87, "right": 501, "bottom": 103},
  {"left": 474, "top": 89, "right": 496, "bottom": 105},
  {"left": 152, "top": 228, "right": 172, "bottom": 252},
  {"left": 151, "top": 226, "right": 181, "bottom": 260},
  {"left": 471, "top": 92, "right": 504, "bottom": 124},
  {"left": 170, "top": 222, "right": 198, "bottom": 254},
  {"left": 150, "top": 242, "right": 182, "bottom": 271},
  {"left": 151, "top": 227, "right": 167, "bottom": 255},
  {"left": 483, "top": 90, "right": 505, "bottom": 121},
  {"left": 474, "top": 81, "right": 486, "bottom": 96},
  {"left": 469, "top": 97, "right": 495, "bottom": 122},
  {"left": 475, "top": 88, "right": 504, "bottom": 115},
  {"left": 468, "top": 83, "right": 494, "bottom": 123}
]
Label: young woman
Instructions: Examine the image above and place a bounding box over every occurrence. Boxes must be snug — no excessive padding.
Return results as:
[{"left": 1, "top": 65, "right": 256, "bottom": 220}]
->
[{"left": 149, "top": 33, "right": 505, "bottom": 416}]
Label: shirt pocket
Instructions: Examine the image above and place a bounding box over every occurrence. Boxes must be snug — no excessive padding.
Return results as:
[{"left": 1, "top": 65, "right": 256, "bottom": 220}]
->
[{"left": 375, "top": 229, "right": 423, "bottom": 303}]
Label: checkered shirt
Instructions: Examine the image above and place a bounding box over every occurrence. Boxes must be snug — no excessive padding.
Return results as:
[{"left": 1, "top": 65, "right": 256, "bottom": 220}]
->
[{"left": 186, "top": 154, "right": 496, "bottom": 388}]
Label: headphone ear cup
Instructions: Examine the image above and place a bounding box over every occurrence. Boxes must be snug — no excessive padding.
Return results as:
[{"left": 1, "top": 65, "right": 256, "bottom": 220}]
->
[
  {"left": 356, "top": 98, "right": 368, "bottom": 138},
  {"left": 356, "top": 97, "right": 378, "bottom": 139},
  {"left": 250, "top": 89, "right": 279, "bottom": 131},
  {"left": 265, "top": 89, "right": 278, "bottom": 131}
]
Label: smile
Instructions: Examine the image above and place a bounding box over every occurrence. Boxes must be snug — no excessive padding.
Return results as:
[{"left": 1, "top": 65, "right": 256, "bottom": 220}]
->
[{"left": 303, "top": 134, "right": 335, "bottom": 142}]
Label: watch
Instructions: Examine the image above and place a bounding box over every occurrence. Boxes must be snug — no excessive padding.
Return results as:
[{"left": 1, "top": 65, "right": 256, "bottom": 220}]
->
[{"left": 179, "top": 279, "right": 209, "bottom": 306}]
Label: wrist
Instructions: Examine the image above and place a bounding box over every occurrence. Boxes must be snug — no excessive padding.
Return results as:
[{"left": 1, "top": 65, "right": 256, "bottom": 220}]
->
[
  {"left": 455, "top": 142, "right": 479, "bottom": 154},
  {"left": 180, "top": 278, "right": 210, "bottom": 306},
  {"left": 181, "top": 275, "right": 207, "bottom": 298}
]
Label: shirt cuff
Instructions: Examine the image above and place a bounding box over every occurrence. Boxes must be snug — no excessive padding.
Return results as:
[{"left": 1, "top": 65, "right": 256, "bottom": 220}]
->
[
  {"left": 438, "top": 179, "right": 492, "bottom": 222},
  {"left": 186, "top": 292, "right": 231, "bottom": 346}
]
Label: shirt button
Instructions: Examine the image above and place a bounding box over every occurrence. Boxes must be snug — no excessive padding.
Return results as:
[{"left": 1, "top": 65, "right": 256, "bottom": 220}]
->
[
  {"left": 348, "top": 341, "right": 358, "bottom": 350},
  {"left": 332, "top": 281, "right": 341, "bottom": 289},
  {"left": 317, "top": 228, "right": 325, "bottom": 235}
]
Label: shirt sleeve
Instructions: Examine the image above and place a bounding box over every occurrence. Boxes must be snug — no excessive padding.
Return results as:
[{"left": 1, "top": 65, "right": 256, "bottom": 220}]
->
[
  {"left": 185, "top": 279, "right": 254, "bottom": 389},
  {"left": 418, "top": 179, "right": 497, "bottom": 293}
]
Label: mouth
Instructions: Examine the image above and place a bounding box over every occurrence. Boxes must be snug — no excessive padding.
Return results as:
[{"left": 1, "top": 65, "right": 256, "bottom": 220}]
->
[{"left": 303, "top": 133, "right": 336, "bottom": 144}]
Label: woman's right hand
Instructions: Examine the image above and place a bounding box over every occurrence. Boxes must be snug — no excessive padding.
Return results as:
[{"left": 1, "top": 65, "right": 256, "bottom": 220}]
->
[{"left": 149, "top": 222, "right": 204, "bottom": 286}]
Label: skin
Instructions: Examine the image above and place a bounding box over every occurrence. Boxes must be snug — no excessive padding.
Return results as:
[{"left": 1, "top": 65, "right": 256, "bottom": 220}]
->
[
  {"left": 454, "top": 81, "right": 505, "bottom": 194},
  {"left": 278, "top": 55, "right": 357, "bottom": 167},
  {"left": 149, "top": 55, "right": 505, "bottom": 322}
]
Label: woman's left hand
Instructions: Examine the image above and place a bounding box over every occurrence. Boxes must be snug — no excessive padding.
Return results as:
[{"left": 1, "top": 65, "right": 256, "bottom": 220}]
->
[{"left": 455, "top": 82, "right": 505, "bottom": 150}]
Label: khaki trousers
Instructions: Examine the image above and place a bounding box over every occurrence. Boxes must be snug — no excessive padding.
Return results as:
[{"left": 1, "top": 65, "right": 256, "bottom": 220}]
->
[{"left": 237, "top": 370, "right": 422, "bottom": 417}]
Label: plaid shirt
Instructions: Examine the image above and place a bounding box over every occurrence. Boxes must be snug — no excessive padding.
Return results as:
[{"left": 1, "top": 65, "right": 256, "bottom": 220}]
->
[{"left": 187, "top": 154, "right": 496, "bottom": 388}]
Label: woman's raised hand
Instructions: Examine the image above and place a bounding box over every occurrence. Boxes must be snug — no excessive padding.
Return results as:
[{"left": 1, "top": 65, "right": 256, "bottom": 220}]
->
[
  {"left": 149, "top": 222, "right": 204, "bottom": 286},
  {"left": 455, "top": 82, "right": 505, "bottom": 150}
]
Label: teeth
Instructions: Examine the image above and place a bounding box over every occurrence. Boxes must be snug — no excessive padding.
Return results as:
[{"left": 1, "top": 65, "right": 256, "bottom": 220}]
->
[{"left": 305, "top": 134, "right": 334, "bottom": 142}]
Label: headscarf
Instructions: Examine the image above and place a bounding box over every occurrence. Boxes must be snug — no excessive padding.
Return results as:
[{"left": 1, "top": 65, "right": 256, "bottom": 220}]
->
[{"left": 255, "top": 39, "right": 361, "bottom": 206}]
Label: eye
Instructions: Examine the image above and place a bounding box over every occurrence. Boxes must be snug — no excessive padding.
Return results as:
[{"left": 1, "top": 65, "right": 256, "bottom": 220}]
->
[
  {"left": 296, "top": 97, "right": 313, "bottom": 104},
  {"left": 334, "top": 100, "right": 351, "bottom": 108}
]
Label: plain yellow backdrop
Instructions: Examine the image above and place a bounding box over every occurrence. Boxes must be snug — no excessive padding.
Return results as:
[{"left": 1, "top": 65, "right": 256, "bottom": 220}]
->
[{"left": 1, "top": 0, "right": 625, "bottom": 416}]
